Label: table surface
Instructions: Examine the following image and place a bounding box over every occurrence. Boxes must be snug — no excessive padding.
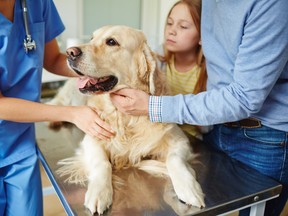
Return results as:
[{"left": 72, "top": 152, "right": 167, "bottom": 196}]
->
[{"left": 36, "top": 122, "right": 282, "bottom": 216}]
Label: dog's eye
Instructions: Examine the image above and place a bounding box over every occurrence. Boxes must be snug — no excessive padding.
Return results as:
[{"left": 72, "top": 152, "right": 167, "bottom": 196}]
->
[{"left": 106, "top": 38, "right": 119, "bottom": 46}]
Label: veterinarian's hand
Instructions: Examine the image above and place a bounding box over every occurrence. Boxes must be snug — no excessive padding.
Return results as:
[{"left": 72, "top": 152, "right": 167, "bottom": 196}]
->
[
  {"left": 110, "top": 89, "right": 149, "bottom": 116},
  {"left": 72, "top": 106, "right": 115, "bottom": 140}
]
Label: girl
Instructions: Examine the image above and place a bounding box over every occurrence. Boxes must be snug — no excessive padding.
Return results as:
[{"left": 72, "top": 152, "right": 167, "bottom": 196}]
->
[{"left": 158, "top": 0, "right": 207, "bottom": 139}]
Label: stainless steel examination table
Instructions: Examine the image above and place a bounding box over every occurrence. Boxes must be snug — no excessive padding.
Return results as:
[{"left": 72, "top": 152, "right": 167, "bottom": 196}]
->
[{"left": 36, "top": 122, "right": 282, "bottom": 216}]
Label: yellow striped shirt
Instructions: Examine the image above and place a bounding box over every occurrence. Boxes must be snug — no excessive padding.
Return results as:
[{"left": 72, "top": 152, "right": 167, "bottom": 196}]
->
[
  {"left": 166, "top": 58, "right": 202, "bottom": 139},
  {"left": 166, "top": 59, "right": 201, "bottom": 95}
]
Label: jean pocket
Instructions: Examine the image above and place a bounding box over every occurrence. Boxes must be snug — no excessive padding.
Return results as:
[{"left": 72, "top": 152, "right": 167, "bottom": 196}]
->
[{"left": 244, "top": 126, "right": 286, "bottom": 145}]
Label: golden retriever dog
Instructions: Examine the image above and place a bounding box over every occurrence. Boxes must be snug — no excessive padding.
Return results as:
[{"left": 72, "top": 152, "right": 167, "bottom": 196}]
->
[{"left": 49, "top": 25, "right": 205, "bottom": 215}]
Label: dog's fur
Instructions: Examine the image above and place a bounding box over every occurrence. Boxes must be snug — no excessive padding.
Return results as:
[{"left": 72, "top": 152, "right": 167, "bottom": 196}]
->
[{"left": 49, "top": 25, "right": 205, "bottom": 214}]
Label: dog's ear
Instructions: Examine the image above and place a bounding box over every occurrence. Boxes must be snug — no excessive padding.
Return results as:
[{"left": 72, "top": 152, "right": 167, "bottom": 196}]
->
[{"left": 138, "top": 42, "right": 156, "bottom": 95}]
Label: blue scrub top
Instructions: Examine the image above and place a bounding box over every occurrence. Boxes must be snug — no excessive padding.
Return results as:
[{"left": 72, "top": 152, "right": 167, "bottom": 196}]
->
[{"left": 0, "top": 0, "right": 65, "bottom": 167}]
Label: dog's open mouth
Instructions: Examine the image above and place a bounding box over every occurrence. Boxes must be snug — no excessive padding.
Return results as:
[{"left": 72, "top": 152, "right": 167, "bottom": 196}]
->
[{"left": 77, "top": 76, "right": 118, "bottom": 94}]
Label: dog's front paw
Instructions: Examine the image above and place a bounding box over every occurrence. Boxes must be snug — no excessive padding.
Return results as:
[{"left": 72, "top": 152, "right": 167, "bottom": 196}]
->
[
  {"left": 175, "top": 179, "right": 205, "bottom": 208},
  {"left": 164, "top": 183, "right": 201, "bottom": 215},
  {"left": 84, "top": 182, "right": 113, "bottom": 215}
]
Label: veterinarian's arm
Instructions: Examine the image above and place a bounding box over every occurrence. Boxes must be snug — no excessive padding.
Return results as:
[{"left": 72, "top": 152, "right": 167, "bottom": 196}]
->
[
  {"left": 43, "top": 39, "right": 77, "bottom": 78},
  {"left": 0, "top": 92, "right": 114, "bottom": 139},
  {"left": 110, "top": 89, "right": 149, "bottom": 116}
]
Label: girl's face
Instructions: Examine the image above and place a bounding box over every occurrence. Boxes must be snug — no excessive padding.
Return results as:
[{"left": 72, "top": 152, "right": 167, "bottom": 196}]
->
[{"left": 164, "top": 3, "right": 200, "bottom": 54}]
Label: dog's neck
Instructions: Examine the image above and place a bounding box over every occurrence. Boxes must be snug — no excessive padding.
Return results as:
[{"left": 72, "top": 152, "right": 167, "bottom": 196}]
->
[{"left": 150, "top": 67, "right": 168, "bottom": 96}]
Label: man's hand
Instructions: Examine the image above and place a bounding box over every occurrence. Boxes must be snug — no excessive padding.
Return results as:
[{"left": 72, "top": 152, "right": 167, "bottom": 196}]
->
[{"left": 110, "top": 89, "right": 149, "bottom": 116}]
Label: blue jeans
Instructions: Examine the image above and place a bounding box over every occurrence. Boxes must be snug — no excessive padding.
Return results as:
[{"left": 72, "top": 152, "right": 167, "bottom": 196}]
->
[{"left": 203, "top": 124, "right": 288, "bottom": 216}]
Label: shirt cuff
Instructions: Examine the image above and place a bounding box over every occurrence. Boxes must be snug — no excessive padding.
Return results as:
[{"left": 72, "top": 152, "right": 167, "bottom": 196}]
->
[{"left": 149, "top": 96, "right": 162, "bottom": 122}]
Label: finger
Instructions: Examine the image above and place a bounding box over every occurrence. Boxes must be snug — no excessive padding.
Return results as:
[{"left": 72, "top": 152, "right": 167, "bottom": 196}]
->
[
  {"left": 90, "top": 107, "right": 115, "bottom": 134},
  {"left": 87, "top": 127, "right": 110, "bottom": 141},
  {"left": 110, "top": 94, "right": 126, "bottom": 102},
  {"left": 112, "top": 88, "right": 132, "bottom": 97},
  {"left": 91, "top": 120, "right": 115, "bottom": 139},
  {"left": 94, "top": 131, "right": 111, "bottom": 141},
  {"left": 112, "top": 89, "right": 126, "bottom": 95},
  {"left": 95, "top": 124, "right": 115, "bottom": 138},
  {"left": 111, "top": 92, "right": 124, "bottom": 97},
  {"left": 109, "top": 94, "right": 120, "bottom": 106},
  {"left": 94, "top": 118, "right": 115, "bottom": 135}
]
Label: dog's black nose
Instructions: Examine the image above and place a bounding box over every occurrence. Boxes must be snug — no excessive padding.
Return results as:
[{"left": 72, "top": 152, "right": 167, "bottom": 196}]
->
[{"left": 66, "top": 47, "right": 82, "bottom": 61}]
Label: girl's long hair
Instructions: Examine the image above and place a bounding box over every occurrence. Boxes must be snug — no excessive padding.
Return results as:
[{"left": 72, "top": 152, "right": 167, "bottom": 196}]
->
[{"left": 158, "top": 0, "right": 207, "bottom": 94}]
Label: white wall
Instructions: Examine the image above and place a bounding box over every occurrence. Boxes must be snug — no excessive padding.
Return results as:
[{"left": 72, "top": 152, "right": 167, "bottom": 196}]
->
[
  {"left": 140, "top": 0, "right": 160, "bottom": 50},
  {"left": 42, "top": 0, "right": 83, "bottom": 83},
  {"left": 53, "top": 0, "right": 83, "bottom": 50},
  {"left": 82, "top": 0, "right": 141, "bottom": 37},
  {"left": 141, "top": 0, "right": 177, "bottom": 50},
  {"left": 158, "top": 0, "right": 178, "bottom": 45}
]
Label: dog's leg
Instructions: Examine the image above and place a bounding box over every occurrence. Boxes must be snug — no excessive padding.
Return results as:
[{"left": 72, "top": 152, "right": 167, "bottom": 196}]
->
[
  {"left": 166, "top": 135, "right": 205, "bottom": 208},
  {"left": 81, "top": 135, "right": 113, "bottom": 215},
  {"left": 163, "top": 181, "right": 201, "bottom": 215}
]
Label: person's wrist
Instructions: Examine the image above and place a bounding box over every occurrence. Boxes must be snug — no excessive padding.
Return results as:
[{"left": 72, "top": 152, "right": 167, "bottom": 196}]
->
[
  {"left": 149, "top": 96, "right": 162, "bottom": 122},
  {"left": 64, "top": 106, "right": 77, "bottom": 124}
]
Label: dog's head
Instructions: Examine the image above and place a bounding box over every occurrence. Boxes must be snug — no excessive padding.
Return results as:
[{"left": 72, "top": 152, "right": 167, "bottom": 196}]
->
[{"left": 66, "top": 25, "right": 164, "bottom": 95}]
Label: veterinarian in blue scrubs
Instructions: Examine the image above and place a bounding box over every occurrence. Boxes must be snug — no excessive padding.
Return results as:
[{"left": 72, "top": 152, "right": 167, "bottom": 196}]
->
[{"left": 0, "top": 0, "right": 112, "bottom": 215}]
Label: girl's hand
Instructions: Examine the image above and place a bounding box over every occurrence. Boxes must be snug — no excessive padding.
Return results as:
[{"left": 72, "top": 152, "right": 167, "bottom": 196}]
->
[
  {"left": 71, "top": 106, "right": 115, "bottom": 140},
  {"left": 110, "top": 89, "right": 149, "bottom": 116}
]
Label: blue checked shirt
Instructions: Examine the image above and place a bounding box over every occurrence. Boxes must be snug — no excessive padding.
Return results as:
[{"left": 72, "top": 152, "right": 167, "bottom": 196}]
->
[{"left": 149, "top": 96, "right": 163, "bottom": 122}]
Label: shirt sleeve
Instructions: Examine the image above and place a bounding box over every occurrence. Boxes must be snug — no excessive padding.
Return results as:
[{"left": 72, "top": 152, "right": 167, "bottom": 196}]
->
[
  {"left": 43, "top": 0, "right": 65, "bottom": 43},
  {"left": 150, "top": 0, "right": 288, "bottom": 126},
  {"left": 149, "top": 96, "right": 163, "bottom": 122}
]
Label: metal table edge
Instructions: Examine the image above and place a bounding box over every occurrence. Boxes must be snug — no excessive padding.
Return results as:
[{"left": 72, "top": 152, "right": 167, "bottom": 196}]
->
[{"left": 37, "top": 145, "right": 76, "bottom": 216}]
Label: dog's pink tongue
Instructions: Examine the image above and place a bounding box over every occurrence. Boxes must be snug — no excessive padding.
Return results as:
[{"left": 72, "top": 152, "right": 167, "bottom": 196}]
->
[{"left": 77, "top": 77, "right": 90, "bottom": 88}]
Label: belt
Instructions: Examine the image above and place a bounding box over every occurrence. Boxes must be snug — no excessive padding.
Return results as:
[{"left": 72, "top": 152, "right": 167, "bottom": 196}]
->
[{"left": 224, "top": 118, "right": 261, "bottom": 128}]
